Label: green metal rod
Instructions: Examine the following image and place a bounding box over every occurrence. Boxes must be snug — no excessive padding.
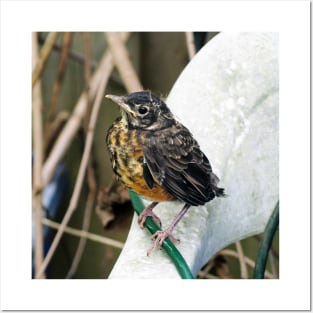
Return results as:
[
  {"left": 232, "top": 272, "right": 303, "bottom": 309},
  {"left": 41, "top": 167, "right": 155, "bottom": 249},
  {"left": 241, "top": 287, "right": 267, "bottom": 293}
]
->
[
  {"left": 253, "top": 201, "right": 279, "bottom": 279},
  {"left": 129, "top": 190, "right": 194, "bottom": 279}
]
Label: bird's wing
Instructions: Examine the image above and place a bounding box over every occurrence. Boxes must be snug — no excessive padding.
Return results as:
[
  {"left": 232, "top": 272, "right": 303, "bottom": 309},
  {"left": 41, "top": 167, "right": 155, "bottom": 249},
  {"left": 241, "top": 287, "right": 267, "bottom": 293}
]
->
[{"left": 143, "top": 124, "right": 220, "bottom": 206}]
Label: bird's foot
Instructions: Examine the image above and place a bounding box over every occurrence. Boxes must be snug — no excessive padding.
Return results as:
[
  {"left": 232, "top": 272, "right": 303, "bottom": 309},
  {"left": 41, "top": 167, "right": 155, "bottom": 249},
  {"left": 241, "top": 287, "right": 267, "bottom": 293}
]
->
[
  {"left": 138, "top": 207, "right": 162, "bottom": 229},
  {"left": 147, "top": 230, "right": 179, "bottom": 256}
]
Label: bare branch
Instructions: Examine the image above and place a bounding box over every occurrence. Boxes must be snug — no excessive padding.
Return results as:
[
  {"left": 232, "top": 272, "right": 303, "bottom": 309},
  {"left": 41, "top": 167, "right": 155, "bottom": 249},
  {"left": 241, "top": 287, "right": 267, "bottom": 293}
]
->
[
  {"left": 35, "top": 33, "right": 130, "bottom": 278},
  {"left": 105, "top": 32, "right": 143, "bottom": 92},
  {"left": 42, "top": 33, "right": 130, "bottom": 186},
  {"left": 32, "top": 32, "right": 59, "bottom": 88},
  {"left": 66, "top": 33, "right": 96, "bottom": 278},
  {"left": 42, "top": 218, "right": 124, "bottom": 249},
  {"left": 49, "top": 32, "right": 73, "bottom": 120},
  {"left": 185, "top": 32, "right": 196, "bottom": 59},
  {"left": 32, "top": 32, "right": 45, "bottom": 278},
  {"left": 235, "top": 241, "right": 249, "bottom": 279},
  {"left": 220, "top": 249, "right": 274, "bottom": 279}
]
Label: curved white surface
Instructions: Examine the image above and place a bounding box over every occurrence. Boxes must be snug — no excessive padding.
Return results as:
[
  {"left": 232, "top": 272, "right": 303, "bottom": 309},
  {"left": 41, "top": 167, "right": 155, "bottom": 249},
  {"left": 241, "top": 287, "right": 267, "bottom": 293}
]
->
[{"left": 109, "top": 32, "right": 279, "bottom": 278}]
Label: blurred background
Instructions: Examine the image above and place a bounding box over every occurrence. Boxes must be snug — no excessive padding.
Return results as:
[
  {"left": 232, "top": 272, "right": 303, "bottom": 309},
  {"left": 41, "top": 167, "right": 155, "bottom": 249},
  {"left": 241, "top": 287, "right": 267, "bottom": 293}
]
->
[{"left": 32, "top": 32, "right": 278, "bottom": 279}]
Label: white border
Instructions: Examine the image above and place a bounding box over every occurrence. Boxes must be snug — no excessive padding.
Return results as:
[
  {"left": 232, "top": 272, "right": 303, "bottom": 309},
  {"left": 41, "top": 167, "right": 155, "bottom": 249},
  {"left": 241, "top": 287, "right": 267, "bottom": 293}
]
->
[{"left": 0, "top": 0, "right": 310, "bottom": 310}]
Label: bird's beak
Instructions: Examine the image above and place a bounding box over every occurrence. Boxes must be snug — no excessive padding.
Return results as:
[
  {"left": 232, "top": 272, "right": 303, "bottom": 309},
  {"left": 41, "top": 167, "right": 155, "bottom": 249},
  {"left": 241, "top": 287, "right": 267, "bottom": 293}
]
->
[{"left": 105, "top": 94, "right": 133, "bottom": 115}]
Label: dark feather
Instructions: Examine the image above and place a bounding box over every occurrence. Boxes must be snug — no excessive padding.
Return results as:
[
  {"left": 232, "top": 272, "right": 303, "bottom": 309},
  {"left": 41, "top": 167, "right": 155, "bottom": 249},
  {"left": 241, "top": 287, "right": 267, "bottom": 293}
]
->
[
  {"left": 143, "top": 162, "right": 154, "bottom": 189},
  {"left": 143, "top": 122, "right": 223, "bottom": 206}
]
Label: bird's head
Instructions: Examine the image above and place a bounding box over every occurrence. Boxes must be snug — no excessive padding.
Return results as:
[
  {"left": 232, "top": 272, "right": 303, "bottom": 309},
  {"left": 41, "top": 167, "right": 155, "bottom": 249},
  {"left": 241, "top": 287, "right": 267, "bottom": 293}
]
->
[{"left": 106, "top": 91, "right": 174, "bottom": 130}]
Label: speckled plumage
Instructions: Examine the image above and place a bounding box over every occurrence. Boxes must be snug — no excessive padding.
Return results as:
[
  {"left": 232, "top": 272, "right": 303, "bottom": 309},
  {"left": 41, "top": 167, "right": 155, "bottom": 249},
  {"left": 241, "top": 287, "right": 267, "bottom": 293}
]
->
[
  {"left": 106, "top": 117, "right": 174, "bottom": 202},
  {"left": 106, "top": 91, "right": 224, "bottom": 255}
]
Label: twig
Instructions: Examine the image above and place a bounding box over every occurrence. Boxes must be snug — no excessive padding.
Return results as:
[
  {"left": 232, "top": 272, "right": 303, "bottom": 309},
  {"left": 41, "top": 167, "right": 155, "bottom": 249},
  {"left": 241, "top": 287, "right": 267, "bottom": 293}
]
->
[
  {"left": 220, "top": 249, "right": 274, "bottom": 279},
  {"left": 35, "top": 32, "right": 129, "bottom": 278},
  {"left": 44, "top": 111, "right": 70, "bottom": 158},
  {"left": 32, "top": 32, "right": 59, "bottom": 88},
  {"left": 49, "top": 32, "right": 73, "bottom": 120},
  {"left": 37, "top": 33, "right": 125, "bottom": 88},
  {"left": 105, "top": 32, "right": 143, "bottom": 92},
  {"left": 42, "top": 33, "right": 130, "bottom": 187},
  {"left": 82, "top": 32, "right": 91, "bottom": 95},
  {"left": 82, "top": 32, "right": 92, "bottom": 132},
  {"left": 197, "top": 271, "right": 219, "bottom": 279},
  {"left": 65, "top": 189, "right": 96, "bottom": 278},
  {"left": 42, "top": 218, "right": 124, "bottom": 249},
  {"left": 235, "top": 241, "right": 249, "bottom": 279},
  {"left": 185, "top": 32, "right": 196, "bottom": 59},
  {"left": 32, "top": 32, "right": 45, "bottom": 278},
  {"left": 269, "top": 250, "right": 278, "bottom": 278},
  {"left": 38, "top": 33, "right": 98, "bottom": 70},
  {"left": 32, "top": 32, "right": 44, "bottom": 193},
  {"left": 66, "top": 33, "right": 96, "bottom": 279}
]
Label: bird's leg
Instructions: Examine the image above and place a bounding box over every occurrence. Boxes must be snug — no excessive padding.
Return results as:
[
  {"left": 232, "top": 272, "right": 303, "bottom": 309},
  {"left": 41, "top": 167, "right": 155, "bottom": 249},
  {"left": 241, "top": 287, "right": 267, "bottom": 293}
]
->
[
  {"left": 138, "top": 201, "right": 161, "bottom": 228},
  {"left": 147, "top": 203, "right": 191, "bottom": 256}
]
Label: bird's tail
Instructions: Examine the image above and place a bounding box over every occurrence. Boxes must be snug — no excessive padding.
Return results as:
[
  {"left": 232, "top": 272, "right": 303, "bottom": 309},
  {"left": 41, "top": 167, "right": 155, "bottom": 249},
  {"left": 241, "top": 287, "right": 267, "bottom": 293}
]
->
[
  {"left": 214, "top": 187, "right": 226, "bottom": 198},
  {"left": 210, "top": 172, "right": 226, "bottom": 198}
]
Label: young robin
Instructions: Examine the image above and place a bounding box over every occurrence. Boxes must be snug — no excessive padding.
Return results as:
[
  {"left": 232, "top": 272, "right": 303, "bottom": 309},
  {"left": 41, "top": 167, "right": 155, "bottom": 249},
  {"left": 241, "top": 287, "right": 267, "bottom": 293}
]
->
[{"left": 106, "top": 91, "right": 225, "bottom": 255}]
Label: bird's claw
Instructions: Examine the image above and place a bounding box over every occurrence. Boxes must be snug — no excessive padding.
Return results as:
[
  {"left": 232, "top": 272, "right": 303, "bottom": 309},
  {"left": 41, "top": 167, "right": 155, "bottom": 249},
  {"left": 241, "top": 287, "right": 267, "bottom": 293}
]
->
[
  {"left": 146, "top": 230, "right": 179, "bottom": 256},
  {"left": 138, "top": 208, "right": 162, "bottom": 229}
]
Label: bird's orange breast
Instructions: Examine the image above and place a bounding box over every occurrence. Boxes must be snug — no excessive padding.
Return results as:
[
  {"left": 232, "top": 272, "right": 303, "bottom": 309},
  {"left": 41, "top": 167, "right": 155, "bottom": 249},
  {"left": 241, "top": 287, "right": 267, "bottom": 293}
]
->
[{"left": 106, "top": 120, "right": 175, "bottom": 202}]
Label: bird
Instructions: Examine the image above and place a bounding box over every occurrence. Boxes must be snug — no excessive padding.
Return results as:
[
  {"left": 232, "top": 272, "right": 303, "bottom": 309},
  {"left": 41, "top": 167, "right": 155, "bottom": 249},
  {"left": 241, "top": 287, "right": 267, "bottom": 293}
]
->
[{"left": 106, "top": 91, "right": 225, "bottom": 255}]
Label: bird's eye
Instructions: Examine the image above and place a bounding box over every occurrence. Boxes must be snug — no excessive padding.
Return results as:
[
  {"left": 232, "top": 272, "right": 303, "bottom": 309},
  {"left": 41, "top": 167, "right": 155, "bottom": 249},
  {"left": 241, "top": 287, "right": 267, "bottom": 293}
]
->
[{"left": 138, "top": 106, "right": 148, "bottom": 115}]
